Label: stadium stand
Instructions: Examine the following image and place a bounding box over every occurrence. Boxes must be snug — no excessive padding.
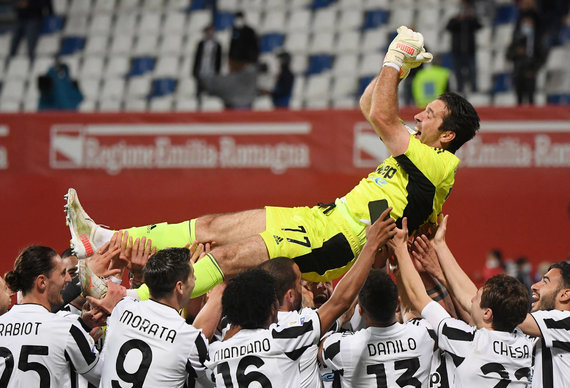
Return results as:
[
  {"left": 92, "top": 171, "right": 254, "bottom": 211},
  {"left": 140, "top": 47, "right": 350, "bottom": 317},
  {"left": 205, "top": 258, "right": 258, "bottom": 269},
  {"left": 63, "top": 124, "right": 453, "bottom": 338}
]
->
[{"left": 0, "top": 0, "right": 568, "bottom": 112}]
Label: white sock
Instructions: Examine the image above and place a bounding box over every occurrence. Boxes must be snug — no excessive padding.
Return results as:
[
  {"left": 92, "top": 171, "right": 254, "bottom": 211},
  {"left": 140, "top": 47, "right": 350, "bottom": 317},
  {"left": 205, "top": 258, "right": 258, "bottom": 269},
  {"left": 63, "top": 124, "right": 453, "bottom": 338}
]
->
[{"left": 94, "top": 226, "right": 114, "bottom": 248}]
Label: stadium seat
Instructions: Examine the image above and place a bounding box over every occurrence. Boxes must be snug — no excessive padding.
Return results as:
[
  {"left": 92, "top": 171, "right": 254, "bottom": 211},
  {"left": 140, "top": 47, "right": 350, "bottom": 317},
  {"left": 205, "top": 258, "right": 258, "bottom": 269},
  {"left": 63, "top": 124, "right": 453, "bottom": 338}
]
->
[
  {"left": 493, "top": 91, "right": 517, "bottom": 107},
  {"left": 331, "top": 75, "right": 358, "bottom": 98},
  {"left": 311, "top": 0, "right": 336, "bottom": 9},
  {"left": 52, "top": 0, "right": 68, "bottom": 14},
  {"left": 138, "top": 13, "right": 162, "bottom": 35},
  {"left": 163, "top": 12, "right": 187, "bottom": 34},
  {"left": 41, "top": 15, "right": 65, "bottom": 34},
  {"left": 105, "top": 57, "right": 130, "bottom": 78},
  {"left": 338, "top": 10, "right": 364, "bottom": 30},
  {"left": 335, "top": 30, "right": 360, "bottom": 53},
  {"left": 116, "top": 0, "right": 139, "bottom": 12},
  {"left": 159, "top": 34, "right": 184, "bottom": 55},
  {"left": 467, "top": 92, "right": 491, "bottom": 107},
  {"left": 359, "top": 52, "right": 383, "bottom": 76},
  {"left": 306, "top": 54, "right": 334, "bottom": 75},
  {"left": 286, "top": 9, "right": 311, "bottom": 31},
  {"left": 1, "top": 79, "right": 26, "bottom": 101},
  {"left": 493, "top": 24, "right": 515, "bottom": 49},
  {"left": 6, "top": 57, "right": 31, "bottom": 80},
  {"left": 84, "top": 36, "right": 108, "bottom": 56},
  {"left": 214, "top": 12, "right": 234, "bottom": 30},
  {"left": 0, "top": 100, "right": 21, "bottom": 112},
  {"left": 99, "top": 99, "right": 122, "bottom": 111},
  {"left": 175, "top": 97, "right": 199, "bottom": 111},
  {"left": 201, "top": 95, "right": 225, "bottom": 111},
  {"left": 338, "top": 0, "right": 363, "bottom": 9},
  {"left": 291, "top": 54, "right": 308, "bottom": 74},
  {"left": 89, "top": 14, "right": 113, "bottom": 36},
  {"left": 544, "top": 70, "right": 568, "bottom": 94},
  {"left": 252, "top": 95, "right": 273, "bottom": 110},
  {"left": 79, "top": 79, "right": 101, "bottom": 101},
  {"left": 68, "top": 0, "right": 92, "bottom": 15},
  {"left": 493, "top": 5, "right": 518, "bottom": 26},
  {"left": 332, "top": 54, "right": 358, "bottom": 75},
  {"left": 362, "top": 0, "right": 390, "bottom": 10},
  {"left": 63, "top": 16, "right": 89, "bottom": 36},
  {"left": 109, "top": 34, "right": 134, "bottom": 55},
  {"left": 128, "top": 57, "right": 156, "bottom": 77},
  {"left": 492, "top": 51, "right": 510, "bottom": 73},
  {"left": 547, "top": 94, "right": 570, "bottom": 105},
  {"left": 217, "top": 0, "right": 240, "bottom": 12},
  {"left": 150, "top": 78, "right": 177, "bottom": 98},
  {"left": 80, "top": 56, "right": 105, "bottom": 79},
  {"left": 31, "top": 57, "right": 54, "bottom": 79},
  {"left": 166, "top": 0, "right": 189, "bottom": 11},
  {"left": 113, "top": 13, "right": 138, "bottom": 35},
  {"left": 186, "top": 11, "right": 211, "bottom": 33},
  {"left": 388, "top": 8, "right": 415, "bottom": 31},
  {"left": 36, "top": 35, "right": 61, "bottom": 57},
  {"left": 332, "top": 96, "right": 357, "bottom": 108},
  {"left": 309, "top": 32, "right": 335, "bottom": 54},
  {"left": 124, "top": 98, "right": 148, "bottom": 112},
  {"left": 361, "top": 10, "right": 389, "bottom": 30},
  {"left": 312, "top": 7, "right": 337, "bottom": 31},
  {"left": 285, "top": 32, "right": 310, "bottom": 53},
  {"left": 476, "top": 26, "right": 493, "bottom": 49},
  {"left": 304, "top": 98, "right": 329, "bottom": 109},
  {"left": 142, "top": 0, "right": 165, "bottom": 12},
  {"left": 491, "top": 73, "right": 512, "bottom": 94},
  {"left": 260, "top": 33, "right": 285, "bottom": 53},
  {"left": 154, "top": 56, "right": 180, "bottom": 77},
  {"left": 126, "top": 76, "right": 152, "bottom": 98},
  {"left": 358, "top": 75, "right": 375, "bottom": 95},
  {"left": 361, "top": 27, "right": 389, "bottom": 52},
  {"left": 133, "top": 35, "right": 159, "bottom": 56},
  {"left": 60, "top": 55, "right": 81, "bottom": 77},
  {"left": 59, "top": 37, "right": 85, "bottom": 56},
  {"left": 304, "top": 72, "right": 331, "bottom": 99},
  {"left": 189, "top": 0, "right": 208, "bottom": 11},
  {"left": 100, "top": 78, "right": 126, "bottom": 101},
  {"left": 176, "top": 77, "right": 197, "bottom": 97},
  {"left": 260, "top": 10, "right": 286, "bottom": 33},
  {"left": 545, "top": 47, "right": 569, "bottom": 71},
  {"left": 149, "top": 95, "right": 174, "bottom": 111},
  {"left": 93, "top": 0, "right": 117, "bottom": 14}
]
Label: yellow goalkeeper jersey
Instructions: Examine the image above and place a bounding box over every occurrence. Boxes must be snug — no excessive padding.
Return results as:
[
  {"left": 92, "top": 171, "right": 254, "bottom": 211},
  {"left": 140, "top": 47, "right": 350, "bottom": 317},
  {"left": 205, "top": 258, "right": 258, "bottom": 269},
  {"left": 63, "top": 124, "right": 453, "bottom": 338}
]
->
[{"left": 343, "top": 134, "right": 460, "bottom": 232}]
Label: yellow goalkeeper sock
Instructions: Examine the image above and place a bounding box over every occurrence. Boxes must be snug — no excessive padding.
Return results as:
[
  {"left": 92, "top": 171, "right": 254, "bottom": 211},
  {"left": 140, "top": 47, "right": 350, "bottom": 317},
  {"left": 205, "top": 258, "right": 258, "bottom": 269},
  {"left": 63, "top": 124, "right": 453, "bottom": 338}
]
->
[
  {"left": 125, "top": 221, "right": 192, "bottom": 250},
  {"left": 191, "top": 253, "right": 225, "bottom": 298}
]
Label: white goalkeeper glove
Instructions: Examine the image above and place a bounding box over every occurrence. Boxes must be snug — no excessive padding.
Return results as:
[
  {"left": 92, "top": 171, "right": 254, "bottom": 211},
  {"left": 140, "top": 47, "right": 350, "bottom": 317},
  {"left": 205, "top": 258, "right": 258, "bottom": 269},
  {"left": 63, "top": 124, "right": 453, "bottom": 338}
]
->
[
  {"left": 399, "top": 48, "right": 434, "bottom": 80},
  {"left": 384, "top": 26, "right": 425, "bottom": 68}
]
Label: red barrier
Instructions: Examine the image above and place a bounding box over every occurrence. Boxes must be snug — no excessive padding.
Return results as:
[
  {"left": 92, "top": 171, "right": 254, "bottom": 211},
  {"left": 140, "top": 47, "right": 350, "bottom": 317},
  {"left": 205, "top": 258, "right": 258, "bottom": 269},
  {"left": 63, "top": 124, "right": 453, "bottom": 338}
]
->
[{"left": 1, "top": 107, "right": 569, "bottom": 281}]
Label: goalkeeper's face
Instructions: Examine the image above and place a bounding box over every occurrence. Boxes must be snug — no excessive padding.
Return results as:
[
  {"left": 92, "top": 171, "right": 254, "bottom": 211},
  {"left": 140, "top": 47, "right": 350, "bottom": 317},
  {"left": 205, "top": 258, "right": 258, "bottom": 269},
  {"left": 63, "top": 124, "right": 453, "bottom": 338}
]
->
[{"left": 413, "top": 99, "right": 449, "bottom": 149}]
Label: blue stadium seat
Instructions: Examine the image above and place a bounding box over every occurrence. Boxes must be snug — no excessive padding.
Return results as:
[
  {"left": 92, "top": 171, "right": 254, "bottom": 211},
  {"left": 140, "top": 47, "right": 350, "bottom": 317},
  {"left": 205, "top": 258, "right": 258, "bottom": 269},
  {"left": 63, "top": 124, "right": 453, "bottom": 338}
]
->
[
  {"left": 491, "top": 73, "right": 512, "bottom": 93},
  {"left": 358, "top": 75, "right": 374, "bottom": 96},
  {"left": 440, "top": 52, "right": 453, "bottom": 69},
  {"left": 547, "top": 94, "right": 570, "bottom": 105},
  {"left": 41, "top": 15, "right": 64, "bottom": 34},
  {"left": 214, "top": 12, "right": 234, "bottom": 31},
  {"left": 149, "top": 78, "right": 177, "bottom": 98},
  {"left": 188, "top": 0, "right": 207, "bottom": 11},
  {"left": 59, "top": 37, "right": 85, "bottom": 56},
  {"left": 306, "top": 54, "right": 334, "bottom": 75},
  {"left": 493, "top": 5, "right": 518, "bottom": 26},
  {"left": 128, "top": 57, "right": 156, "bottom": 77},
  {"left": 362, "top": 10, "right": 389, "bottom": 30},
  {"left": 260, "top": 33, "right": 285, "bottom": 53},
  {"left": 311, "top": 0, "right": 336, "bottom": 9}
]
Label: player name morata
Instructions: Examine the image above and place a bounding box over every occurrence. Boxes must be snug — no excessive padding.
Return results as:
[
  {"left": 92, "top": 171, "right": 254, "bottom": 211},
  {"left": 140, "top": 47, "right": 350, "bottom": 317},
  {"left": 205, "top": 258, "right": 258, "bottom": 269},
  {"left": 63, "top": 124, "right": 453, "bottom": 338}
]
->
[{"left": 119, "top": 309, "right": 177, "bottom": 343}]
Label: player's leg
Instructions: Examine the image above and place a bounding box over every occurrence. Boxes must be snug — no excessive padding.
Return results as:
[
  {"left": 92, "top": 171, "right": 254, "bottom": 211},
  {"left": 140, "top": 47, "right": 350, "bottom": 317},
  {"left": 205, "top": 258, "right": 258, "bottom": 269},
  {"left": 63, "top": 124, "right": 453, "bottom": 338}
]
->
[
  {"left": 65, "top": 188, "right": 265, "bottom": 258},
  {"left": 191, "top": 234, "right": 269, "bottom": 297}
]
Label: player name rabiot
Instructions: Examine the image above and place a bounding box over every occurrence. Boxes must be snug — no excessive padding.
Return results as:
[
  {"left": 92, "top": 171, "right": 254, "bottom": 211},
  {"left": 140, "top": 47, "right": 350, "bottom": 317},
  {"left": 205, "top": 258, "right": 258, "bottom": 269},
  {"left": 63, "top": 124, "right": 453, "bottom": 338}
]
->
[
  {"left": 213, "top": 338, "right": 271, "bottom": 362},
  {"left": 368, "top": 338, "right": 417, "bottom": 356},
  {"left": 0, "top": 321, "right": 42, "bottom": 336},
  {"left": 119, "top": 309, "right": 177, "bottom": 343}
]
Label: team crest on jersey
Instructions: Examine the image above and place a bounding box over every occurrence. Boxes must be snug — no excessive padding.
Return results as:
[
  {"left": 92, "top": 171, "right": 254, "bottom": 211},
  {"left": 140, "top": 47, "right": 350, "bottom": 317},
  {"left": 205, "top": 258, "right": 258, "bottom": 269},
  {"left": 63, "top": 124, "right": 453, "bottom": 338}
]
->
[{"left": 273, "top": 235, "right": 283, "bottom": 244}]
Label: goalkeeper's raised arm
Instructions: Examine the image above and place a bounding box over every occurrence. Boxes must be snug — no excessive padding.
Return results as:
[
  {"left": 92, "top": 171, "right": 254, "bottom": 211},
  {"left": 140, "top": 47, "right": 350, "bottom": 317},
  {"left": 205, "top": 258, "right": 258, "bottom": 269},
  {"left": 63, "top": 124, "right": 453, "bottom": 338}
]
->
[{"left": 360, "top": 26, "right": 433, "bottom": 156}]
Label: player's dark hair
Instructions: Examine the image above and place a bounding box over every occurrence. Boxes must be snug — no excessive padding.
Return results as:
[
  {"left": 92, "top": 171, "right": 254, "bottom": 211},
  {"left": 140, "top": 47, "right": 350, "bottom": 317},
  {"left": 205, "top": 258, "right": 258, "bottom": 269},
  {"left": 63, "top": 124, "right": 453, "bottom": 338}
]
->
[
  {"left": 61, "top": 247, "right": 75, "bottom": 259},
  {"left": 222, "top": 268, "right": 277, "bottom": 329},
  {"left": 5, "top": 246, "right": 58, "bottom": 295},
  {"left": 144, "top": 248, "right": 190, "bottom": 300},
  {"left": 437, "top": 92, "right": 480, "bottom": 153},
  {"left": 358, "top": 269, "right": 398, "bottom": 323},
  {"left": 258, "top": 257, "right": 298, "bottom": 305},
  {"left": 481, "top": 274, "right": 529, "bottom": 332},
  {"left": 548, "top": 261, "right": 570, "bottom": 289}
]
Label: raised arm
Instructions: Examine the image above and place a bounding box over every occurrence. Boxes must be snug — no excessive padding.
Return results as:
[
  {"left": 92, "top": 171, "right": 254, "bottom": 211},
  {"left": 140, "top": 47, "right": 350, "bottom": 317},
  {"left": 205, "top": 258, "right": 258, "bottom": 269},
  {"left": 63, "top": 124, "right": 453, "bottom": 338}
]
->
[
  {"left": 362, "top": 27, "right": 432, "bottom": 156},
  {"left": 317, "top": 208, "right": 396, "bottom": 336},
  {"left": 431, "top": 215, "right": 478, "bottom": 313},
  {"left": 388, "top": 218, "right": 433, "bottom": 312}
]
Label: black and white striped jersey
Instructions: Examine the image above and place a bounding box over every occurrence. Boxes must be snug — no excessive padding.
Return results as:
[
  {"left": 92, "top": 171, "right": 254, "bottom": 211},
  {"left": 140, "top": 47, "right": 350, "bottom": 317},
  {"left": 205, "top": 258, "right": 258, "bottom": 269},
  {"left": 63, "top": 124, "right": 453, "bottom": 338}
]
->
[
  {"left": 530, "top": 310, "right": 570, "bottom": 388},
  {"left": 320, "top": 318, "right": 436, "bottom": 387},
  {"left": 0, "top": 303, "right": 101, "bottom": 387},
  {"left": 99, "top": 298, "right": 210, "bottom": 388},
  {"left": 207, "top": 308, "right": 321, "bottom": 387},
  {"left": 423, "top": 301, "right": 536, "bottom": 388}
]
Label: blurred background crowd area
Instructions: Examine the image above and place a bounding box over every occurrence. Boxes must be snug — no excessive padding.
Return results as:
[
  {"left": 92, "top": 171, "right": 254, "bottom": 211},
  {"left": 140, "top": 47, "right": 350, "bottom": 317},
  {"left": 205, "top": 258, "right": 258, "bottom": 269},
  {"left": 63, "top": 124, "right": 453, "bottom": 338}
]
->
[{"left": 0, "top": 0, "right": 568, "bottom": 112}]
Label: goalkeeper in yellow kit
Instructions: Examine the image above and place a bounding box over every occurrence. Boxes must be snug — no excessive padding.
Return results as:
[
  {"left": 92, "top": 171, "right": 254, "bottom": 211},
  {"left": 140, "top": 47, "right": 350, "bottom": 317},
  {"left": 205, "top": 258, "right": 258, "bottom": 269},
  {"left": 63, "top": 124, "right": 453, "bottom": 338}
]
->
[{"left": 65, "top": 26, "right": 480, "bottom": 298}]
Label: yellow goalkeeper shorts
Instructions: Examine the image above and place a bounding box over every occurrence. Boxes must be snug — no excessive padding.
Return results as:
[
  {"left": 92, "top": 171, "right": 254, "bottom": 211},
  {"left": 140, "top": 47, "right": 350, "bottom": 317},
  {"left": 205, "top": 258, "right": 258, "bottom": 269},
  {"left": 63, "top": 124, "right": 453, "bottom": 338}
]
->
[{"left": 260, "top": 199, "right": 366, "bottom": 282}]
